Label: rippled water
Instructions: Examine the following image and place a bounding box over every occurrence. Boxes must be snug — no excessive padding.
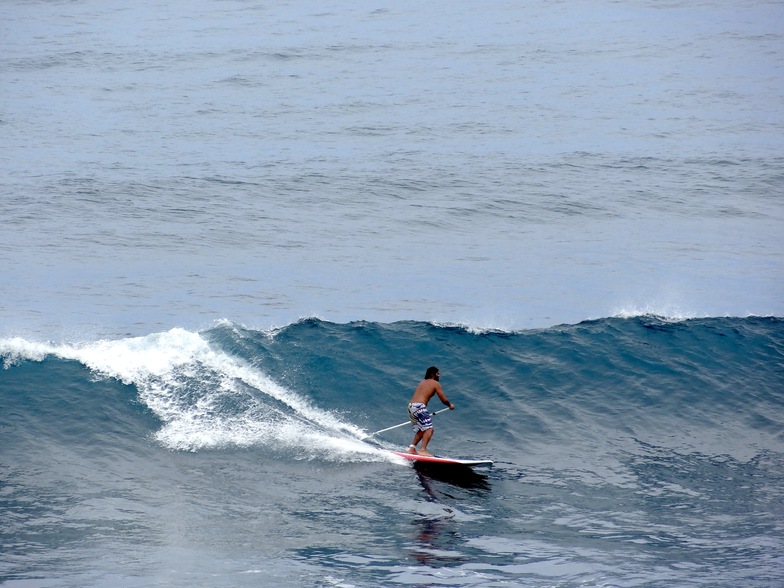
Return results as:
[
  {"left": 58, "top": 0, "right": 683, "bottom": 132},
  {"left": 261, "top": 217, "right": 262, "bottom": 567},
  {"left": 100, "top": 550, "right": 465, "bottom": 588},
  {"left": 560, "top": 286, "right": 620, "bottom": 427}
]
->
[{"left": 2, "top": 0, "right": 782, "bottom": 340}]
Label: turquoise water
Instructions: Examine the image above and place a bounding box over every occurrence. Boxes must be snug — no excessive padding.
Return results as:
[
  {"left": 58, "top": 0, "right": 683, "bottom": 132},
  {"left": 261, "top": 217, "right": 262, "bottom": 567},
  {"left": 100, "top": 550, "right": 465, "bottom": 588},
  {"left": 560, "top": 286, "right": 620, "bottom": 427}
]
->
[{"left": 2, "top": 317, "right": 783, "bottom": 586}]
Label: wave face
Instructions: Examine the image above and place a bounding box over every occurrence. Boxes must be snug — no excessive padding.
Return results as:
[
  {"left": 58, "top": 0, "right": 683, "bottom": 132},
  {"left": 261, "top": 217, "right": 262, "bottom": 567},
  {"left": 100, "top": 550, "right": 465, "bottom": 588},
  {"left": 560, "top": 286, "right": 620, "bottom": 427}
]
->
[{"left": 2, "top": 316, "right": 783, "bottom": 586}]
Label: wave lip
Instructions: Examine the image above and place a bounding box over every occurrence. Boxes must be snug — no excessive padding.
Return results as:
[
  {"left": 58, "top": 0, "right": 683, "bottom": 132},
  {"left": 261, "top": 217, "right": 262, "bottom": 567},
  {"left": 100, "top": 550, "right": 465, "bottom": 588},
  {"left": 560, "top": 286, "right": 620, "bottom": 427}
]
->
[{"left": 610, "top": 303, "right": 705, "bottom": 322}]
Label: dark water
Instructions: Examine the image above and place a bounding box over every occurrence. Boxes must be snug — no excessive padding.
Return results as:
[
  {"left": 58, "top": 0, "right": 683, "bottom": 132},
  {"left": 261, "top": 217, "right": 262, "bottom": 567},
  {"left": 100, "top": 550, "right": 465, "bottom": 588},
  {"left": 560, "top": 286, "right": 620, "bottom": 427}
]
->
[{"left": 2, "top": 316, "right": 783, "bottom": 586}]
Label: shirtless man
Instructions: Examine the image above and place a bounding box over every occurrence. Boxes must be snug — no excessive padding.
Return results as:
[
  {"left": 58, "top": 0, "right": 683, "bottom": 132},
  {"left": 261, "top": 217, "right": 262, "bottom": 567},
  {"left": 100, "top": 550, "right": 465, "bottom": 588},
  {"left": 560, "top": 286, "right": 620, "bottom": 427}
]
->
[{"left": 407, "top": 366, "right": 454, "bottom": 456}]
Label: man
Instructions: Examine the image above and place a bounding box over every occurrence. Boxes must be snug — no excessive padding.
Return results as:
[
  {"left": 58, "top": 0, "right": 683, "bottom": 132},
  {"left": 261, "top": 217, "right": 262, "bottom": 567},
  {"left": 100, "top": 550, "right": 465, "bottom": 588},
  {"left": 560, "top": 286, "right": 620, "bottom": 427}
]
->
[{"left": 407, "top": 366, "right": 454, "bottom": 456}]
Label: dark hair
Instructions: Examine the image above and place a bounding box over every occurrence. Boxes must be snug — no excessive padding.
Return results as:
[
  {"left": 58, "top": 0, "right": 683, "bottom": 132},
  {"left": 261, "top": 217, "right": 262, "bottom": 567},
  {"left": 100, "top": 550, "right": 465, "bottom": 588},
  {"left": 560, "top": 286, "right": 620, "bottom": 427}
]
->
[{"left": 425, "top": 366, "right": 439, "bottom": 379}]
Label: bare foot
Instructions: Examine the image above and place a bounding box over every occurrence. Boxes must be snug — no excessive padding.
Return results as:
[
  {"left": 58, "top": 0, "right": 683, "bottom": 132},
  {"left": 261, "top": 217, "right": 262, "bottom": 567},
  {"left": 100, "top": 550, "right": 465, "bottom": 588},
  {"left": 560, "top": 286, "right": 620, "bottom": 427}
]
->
[
  {"left": 407, "top": 446, "right": 418, "bottom": 455},
  {"left": 418, "top": 450, "right": 433, "bottom": 457}
]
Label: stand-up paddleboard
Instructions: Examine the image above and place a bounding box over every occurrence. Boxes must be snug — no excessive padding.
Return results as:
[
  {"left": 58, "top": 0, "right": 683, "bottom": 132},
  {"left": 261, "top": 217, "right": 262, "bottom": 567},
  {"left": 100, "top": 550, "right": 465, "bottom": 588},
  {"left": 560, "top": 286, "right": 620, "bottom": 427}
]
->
[{"left": 391, "top": 451, "right": 493, "bottom": 467}]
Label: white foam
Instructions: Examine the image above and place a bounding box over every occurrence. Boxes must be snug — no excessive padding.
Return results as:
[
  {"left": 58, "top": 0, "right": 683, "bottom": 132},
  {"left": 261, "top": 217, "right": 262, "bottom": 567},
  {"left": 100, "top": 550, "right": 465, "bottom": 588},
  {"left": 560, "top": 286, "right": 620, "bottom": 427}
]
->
[
  {"left": 0, "top": 329, "right": 387, "bottom": 460},
  {"left": 429, "top": 320, "right": 517, "bottom": 335},
  {"left": 610, "top": 303, "right": 702, "bottom": 322},
  {"left": 0, "top": 337, "right": 55, "bottom": 366}
]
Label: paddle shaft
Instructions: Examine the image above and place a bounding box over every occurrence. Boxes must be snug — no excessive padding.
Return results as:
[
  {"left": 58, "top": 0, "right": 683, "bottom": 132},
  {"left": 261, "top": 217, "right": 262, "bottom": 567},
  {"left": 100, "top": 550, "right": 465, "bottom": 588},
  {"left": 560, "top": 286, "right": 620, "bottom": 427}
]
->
[{"left": 365, "top": 406, "right": 452, "bottom": 438}]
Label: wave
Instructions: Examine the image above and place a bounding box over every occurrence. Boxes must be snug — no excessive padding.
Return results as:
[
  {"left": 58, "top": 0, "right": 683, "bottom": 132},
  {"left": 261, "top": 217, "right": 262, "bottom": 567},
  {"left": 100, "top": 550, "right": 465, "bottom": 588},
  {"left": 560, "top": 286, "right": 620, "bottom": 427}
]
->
[
  {"left": 2, "top": 316, "right": 782, "bottom": 466},
  {"left": 0, "top": 328, "right": 383, "bottom": 460}
]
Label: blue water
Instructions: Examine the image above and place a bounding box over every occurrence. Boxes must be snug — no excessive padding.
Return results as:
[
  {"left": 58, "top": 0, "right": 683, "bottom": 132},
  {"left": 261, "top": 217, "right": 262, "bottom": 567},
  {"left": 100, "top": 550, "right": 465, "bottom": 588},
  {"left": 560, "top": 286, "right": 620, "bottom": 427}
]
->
[
  {"left": 2, "top": 317, "right": 784, "bottom": 586},
  {"left": 2, "top": 0, "right": 784, "bottom": 585}
]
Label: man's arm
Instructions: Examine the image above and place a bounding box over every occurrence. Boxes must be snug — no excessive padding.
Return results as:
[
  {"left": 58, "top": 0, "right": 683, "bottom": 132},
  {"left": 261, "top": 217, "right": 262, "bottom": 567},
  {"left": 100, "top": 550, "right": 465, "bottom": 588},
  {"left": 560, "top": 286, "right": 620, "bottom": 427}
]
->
[{"left": 435, "top": 383, "right": 455, "bottom": 409}]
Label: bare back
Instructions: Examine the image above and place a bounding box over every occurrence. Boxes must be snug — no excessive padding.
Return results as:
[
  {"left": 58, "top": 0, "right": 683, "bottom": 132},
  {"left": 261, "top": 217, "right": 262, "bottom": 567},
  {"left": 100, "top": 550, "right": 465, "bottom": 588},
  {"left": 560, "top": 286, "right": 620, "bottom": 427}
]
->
[{"left": 410, "top": 378, "right": 448, "bottom": 405}]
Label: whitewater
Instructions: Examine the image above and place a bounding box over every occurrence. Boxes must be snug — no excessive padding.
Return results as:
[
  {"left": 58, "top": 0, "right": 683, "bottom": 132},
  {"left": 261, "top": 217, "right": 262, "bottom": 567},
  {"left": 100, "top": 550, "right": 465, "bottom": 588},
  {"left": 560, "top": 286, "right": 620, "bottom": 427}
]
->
[{"left": 2, "top": 0, "right": 783, "bottom": 586}]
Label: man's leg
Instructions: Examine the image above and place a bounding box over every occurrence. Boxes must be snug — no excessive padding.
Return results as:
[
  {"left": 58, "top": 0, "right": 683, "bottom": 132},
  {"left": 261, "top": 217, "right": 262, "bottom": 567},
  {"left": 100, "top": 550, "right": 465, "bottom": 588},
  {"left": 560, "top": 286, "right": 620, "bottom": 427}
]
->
[
  {"left": 409, "top": 430, "right": 424, "bottom": 453},
  {"left": 419, "top": 428, "right": 434, "bottom": 456}
]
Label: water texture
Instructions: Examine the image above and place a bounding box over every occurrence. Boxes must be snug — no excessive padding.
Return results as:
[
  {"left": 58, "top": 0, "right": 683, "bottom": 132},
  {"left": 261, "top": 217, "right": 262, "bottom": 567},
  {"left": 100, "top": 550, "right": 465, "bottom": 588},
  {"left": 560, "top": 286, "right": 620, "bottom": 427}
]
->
[
  {"left": 1, "top": 0, "right": 782, "bottom": 337},
  {"left": 2, "top": 317, "right": 784, "bottom": 586},
  {"left": 2, "top": 1, "right": 783, "bottom": 586}
]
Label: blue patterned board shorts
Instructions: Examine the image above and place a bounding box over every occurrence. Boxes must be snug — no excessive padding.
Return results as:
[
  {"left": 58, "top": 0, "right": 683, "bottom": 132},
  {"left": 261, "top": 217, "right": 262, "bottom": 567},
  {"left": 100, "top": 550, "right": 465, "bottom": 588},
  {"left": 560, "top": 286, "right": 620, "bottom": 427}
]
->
[{"left": 408, "top": 402, "right": 433, "bottom": 432}]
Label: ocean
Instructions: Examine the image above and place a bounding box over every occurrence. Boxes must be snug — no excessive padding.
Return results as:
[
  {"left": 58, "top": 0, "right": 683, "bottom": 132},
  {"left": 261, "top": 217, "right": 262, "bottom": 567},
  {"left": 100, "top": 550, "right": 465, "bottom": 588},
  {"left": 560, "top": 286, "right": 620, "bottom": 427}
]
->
[{"left": 2, "top": 0, "right": 783, "bottom": 586}]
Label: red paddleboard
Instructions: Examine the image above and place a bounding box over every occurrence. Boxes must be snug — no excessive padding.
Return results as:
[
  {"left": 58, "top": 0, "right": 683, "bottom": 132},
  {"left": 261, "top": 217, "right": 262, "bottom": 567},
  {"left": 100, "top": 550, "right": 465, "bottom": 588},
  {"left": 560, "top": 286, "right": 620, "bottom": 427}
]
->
[{"left": 391, "top": 451, "right": 493, "bottom": 467}]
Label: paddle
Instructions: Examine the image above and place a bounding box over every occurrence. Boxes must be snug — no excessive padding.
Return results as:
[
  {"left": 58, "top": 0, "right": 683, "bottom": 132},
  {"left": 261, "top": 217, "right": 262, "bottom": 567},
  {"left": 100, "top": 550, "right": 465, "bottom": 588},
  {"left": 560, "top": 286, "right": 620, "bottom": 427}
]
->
[{"left": 363, "top": 407, "right": 452, "bottom": 439}]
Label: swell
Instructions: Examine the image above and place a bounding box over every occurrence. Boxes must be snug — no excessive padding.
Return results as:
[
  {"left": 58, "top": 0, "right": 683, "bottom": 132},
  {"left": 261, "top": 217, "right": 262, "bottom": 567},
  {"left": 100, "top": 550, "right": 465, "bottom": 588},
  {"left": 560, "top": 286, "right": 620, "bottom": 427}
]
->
[
  {"left": 240, "top": 316, "right": 784, "bottom": 455},
  {"left": 1, "top": 316, "right": 782, "bottom": 463},
  {"left": 1, "top": 356, "right": 159, "bottom": 452}
]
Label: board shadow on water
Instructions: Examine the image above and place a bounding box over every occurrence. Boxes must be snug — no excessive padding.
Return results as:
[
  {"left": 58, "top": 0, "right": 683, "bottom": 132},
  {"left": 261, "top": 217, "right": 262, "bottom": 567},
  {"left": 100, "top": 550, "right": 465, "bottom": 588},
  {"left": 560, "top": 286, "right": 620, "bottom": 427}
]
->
[{"left": 413, "top": 463, "right": 492, "bottom": 491}]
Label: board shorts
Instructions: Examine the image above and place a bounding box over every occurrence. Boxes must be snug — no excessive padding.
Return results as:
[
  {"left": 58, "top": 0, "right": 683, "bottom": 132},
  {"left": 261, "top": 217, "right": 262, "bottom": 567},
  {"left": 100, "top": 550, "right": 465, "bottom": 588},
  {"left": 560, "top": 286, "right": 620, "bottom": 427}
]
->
[{"left": 408, "top": 402, "right": 433, "bottom": 432}]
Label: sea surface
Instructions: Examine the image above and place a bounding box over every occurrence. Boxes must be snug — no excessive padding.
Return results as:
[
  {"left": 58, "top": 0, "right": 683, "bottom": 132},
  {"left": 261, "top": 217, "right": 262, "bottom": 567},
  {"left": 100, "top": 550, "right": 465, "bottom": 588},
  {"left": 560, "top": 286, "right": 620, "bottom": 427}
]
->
[{"left": 2, "top": 0, "right": 783, "bottom": 586}]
